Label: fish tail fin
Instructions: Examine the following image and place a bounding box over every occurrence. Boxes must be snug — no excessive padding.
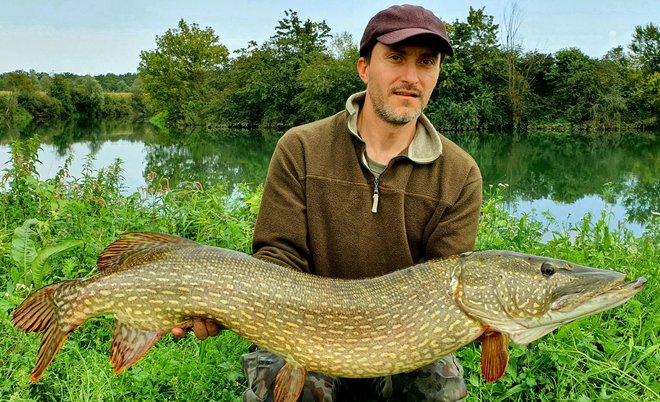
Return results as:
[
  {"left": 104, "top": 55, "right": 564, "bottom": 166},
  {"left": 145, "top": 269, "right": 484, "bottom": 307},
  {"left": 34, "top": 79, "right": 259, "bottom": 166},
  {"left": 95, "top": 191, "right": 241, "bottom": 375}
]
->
[{"left": 12, "top": 280, "right": 85, "bottom": 381}]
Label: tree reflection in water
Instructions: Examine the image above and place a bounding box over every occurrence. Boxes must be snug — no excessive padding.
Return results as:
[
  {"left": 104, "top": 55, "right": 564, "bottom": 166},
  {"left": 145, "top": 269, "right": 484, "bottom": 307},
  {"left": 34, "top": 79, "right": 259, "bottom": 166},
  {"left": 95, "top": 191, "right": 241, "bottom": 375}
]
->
[{"left": 1, "top": 122, "right": 657, "bottom": 234}]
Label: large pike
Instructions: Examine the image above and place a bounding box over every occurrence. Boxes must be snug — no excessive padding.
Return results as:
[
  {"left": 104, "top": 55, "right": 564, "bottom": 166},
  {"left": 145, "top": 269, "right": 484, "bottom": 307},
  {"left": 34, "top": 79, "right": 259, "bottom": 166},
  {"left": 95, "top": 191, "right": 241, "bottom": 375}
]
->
[{"left": 13, "top": 232, "right": 646, "bottom": 401}]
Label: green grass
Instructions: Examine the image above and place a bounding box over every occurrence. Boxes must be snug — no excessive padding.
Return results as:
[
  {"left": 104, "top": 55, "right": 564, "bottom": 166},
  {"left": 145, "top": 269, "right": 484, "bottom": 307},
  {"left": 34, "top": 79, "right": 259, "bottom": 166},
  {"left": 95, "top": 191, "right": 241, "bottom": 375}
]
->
[
  {"left": 3, "top": 317, "right": 248, "bottom": 401},
  {"left": 0, "top": 139, "right": 657, "bottom": 401},
  {"left": 465, "top": 186, "right": 659, "bottom": 401}
]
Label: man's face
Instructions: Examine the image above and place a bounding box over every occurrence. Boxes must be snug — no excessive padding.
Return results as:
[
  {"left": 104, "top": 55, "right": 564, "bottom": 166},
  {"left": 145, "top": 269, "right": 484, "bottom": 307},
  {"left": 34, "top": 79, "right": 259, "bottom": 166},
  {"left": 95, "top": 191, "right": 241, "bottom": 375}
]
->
[{"left": 358, "top": 40, "right": 441, "bottom": 126}]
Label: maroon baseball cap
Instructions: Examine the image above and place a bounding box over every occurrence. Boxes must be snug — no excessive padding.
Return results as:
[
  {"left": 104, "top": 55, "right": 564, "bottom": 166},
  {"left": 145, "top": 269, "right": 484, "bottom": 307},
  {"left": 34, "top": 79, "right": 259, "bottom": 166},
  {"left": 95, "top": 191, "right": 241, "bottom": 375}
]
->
[{"left": 359, "top": 5, "right": 454, "bottom": 57}]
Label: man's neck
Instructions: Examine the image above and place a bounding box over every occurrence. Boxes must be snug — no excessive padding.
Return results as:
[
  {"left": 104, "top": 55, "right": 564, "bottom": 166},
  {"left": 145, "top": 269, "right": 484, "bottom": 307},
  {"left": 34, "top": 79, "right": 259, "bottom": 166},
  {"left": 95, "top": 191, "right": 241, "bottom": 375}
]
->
[{"left": 357, "top": 97, "right": 417, "bottom": 166}]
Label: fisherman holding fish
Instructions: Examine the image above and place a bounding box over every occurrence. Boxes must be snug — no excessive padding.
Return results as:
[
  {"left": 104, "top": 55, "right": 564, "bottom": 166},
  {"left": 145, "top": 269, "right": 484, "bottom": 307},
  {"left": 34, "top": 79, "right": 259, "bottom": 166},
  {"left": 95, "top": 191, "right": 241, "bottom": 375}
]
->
[
  {"left": 178, "top": 4, "right": 482, "bottom": 401},
  {"left": 11, "top": 4, "right": 648, "bottom": 401}
]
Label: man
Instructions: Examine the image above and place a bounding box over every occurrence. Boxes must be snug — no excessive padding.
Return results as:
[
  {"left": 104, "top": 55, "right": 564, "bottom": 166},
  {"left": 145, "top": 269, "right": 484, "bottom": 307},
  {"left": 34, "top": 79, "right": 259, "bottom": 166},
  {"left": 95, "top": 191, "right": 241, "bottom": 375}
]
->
[{"left": 175, "top": 5, "right": 482, "bottom": 401}]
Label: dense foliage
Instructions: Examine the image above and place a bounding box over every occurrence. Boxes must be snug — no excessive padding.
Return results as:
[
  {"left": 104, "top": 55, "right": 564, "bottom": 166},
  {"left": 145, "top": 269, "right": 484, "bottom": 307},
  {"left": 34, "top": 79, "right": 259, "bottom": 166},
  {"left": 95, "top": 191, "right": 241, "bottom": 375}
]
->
[
  {"left": 138, "top": 20, "right": 229, "bottom": 127},
  {"left": 0, "top": 71, "right": 144, "bottom": 127},
  {"left": 0, "top": 138, "right": 657, "bottom": 401},
  {"left": 1, "top": 8, "right": 658, "bottom": 131},
  {"left": 135, "top": 8, "right": 659, "bottom": 130}
]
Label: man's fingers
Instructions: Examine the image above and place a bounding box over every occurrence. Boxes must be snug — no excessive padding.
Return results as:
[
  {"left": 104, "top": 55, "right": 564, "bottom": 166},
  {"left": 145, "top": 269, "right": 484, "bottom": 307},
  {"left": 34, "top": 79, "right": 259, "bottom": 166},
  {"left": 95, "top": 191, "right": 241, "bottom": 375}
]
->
[
  {"left": 171, "top": 319, "right": 222, "bottom": 340},
  {"left": 206, "top": 320, "right": 222, "bottom": 337},
  {"left": 171, "top": 327, "right": 187, "bottom": 338},
  {"left": 193, "top": 318, "right": 210, "bottom": 340}
]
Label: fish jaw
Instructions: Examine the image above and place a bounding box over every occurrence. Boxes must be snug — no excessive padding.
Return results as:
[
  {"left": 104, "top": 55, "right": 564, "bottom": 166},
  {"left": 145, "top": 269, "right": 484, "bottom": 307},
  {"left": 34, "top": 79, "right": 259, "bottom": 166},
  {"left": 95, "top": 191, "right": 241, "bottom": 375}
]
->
[
  {"left": 506, "top": 275, "right": 647, "bottom": 345},
  {"left": 455, "top": 251, "right": 648, "bottom": 346}
]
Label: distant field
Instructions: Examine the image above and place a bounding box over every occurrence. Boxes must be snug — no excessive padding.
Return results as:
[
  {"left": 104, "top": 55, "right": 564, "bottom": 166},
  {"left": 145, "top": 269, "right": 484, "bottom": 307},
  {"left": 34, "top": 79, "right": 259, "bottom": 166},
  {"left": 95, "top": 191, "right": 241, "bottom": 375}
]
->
[
  {"left": 105, "top": 92, "right": 132, "bottom": 99},
  {"left": 0, "top": 91, "right": 131, "bottom": 97}
]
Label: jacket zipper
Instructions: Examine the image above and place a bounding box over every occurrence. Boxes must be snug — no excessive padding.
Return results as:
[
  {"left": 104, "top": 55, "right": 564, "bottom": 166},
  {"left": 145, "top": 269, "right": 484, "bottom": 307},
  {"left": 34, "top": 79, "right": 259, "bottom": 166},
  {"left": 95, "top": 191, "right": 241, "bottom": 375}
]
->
[{"left": 371, "top": 175, "right": 380, "bottom": 213}]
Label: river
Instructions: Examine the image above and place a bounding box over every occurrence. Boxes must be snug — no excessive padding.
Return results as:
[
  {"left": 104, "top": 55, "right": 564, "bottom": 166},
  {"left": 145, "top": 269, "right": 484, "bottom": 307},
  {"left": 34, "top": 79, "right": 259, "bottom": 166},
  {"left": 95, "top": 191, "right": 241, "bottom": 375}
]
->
[{"left": 1, "top": 120, "right": 658, "bottom": 238}]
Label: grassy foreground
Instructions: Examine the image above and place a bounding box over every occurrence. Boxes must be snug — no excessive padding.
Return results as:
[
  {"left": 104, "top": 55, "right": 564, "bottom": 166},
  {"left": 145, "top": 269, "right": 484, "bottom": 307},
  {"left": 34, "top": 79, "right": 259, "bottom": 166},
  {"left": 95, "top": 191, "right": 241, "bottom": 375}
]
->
[{"left": 1, "top": 138, "right": 658, "bottom": 401}]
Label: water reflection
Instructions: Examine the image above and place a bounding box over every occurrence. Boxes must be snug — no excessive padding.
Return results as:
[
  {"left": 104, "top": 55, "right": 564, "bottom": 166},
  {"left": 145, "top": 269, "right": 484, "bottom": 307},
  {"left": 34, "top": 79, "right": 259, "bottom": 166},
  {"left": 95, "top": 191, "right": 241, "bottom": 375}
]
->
[
  {"left": 1, "top": 121, "right": 658, "bottom": 233},
  {"left": 450, "top": 131, "right": 660, "bottom": 226},
  {"left": 142, "top": 128, "right": 279, "bottom": 192}
]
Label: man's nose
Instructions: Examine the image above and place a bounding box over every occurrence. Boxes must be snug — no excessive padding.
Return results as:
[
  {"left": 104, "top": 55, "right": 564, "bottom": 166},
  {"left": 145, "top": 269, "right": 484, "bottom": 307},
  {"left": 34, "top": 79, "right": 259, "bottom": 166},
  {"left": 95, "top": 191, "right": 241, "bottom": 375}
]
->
[{"left": 400, "top": 61, "right": 420, "bottom": 83}]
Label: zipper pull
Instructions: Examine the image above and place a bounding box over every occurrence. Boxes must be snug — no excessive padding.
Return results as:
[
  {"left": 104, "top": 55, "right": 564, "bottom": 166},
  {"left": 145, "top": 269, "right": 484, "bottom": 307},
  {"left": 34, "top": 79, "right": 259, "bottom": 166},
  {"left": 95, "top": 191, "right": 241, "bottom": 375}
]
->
[{"left": 371, "top": 176, "right": 380, "bottom": 213}]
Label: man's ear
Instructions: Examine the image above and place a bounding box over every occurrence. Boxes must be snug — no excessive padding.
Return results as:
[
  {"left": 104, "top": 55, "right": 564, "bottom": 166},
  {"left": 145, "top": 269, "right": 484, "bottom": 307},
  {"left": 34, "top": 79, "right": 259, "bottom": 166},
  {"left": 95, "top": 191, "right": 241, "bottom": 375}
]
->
[{"left": 357, "top": 57, "right": 369, "bottom": 85}]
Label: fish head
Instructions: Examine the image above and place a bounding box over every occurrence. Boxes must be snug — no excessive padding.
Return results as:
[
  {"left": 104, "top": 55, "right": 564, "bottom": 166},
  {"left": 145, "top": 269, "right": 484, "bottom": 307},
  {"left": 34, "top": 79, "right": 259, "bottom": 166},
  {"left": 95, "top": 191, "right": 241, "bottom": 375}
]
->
[{"left": 455, "top": 251, "right": 646, "bottom": 345}]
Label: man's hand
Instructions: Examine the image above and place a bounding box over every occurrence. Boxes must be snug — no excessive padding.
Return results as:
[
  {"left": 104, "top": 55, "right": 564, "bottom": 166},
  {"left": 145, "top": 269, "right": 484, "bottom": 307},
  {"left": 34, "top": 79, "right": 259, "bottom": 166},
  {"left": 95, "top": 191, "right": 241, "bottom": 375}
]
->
[{"left": 171, "top": 318, "right": 222, "bottom": 340}]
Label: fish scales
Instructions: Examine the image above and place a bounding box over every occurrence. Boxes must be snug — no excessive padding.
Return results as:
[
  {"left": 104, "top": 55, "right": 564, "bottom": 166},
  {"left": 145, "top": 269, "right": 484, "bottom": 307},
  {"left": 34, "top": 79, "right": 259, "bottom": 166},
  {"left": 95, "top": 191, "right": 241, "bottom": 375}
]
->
[
  {"left": 82, "top": 244, "right": 480, "bottom": 377},
  {"left": 13, "top": 232, "right": 646, "bottom": 388}
]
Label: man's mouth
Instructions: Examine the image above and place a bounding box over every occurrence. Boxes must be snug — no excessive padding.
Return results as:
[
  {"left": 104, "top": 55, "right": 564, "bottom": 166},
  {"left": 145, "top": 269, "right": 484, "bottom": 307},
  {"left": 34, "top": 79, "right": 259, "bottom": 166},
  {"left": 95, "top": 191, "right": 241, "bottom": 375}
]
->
[{"left": 391, "top": 87, "right": 421, "bottom": 98}]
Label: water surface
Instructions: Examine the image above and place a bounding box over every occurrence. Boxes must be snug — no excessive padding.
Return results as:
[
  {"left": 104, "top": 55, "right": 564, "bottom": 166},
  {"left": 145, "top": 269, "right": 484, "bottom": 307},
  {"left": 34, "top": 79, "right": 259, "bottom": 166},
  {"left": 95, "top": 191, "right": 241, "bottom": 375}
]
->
[{"left": 1, "top": 121, "right": 657, "bottom": 237}]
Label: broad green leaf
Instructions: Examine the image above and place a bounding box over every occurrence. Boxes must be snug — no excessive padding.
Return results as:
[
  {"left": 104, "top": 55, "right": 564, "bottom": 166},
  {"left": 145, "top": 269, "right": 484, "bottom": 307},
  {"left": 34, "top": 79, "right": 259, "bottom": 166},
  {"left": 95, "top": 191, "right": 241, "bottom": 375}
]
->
[
  {"left": 31, "top": 240, "right": 84, "bottom": 288},
  {"left": 10, "top": 218, "right": 40, "bottom": 275}
]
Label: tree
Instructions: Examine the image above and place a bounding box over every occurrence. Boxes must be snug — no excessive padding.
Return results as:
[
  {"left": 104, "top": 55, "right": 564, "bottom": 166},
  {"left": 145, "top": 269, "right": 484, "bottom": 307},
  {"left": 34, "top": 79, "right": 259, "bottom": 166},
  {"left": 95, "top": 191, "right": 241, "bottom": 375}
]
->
[
  {"left": 629, "top": 23, "right": 660, "bottom": 74},
  {"left": 95, "top": 73, "right": 137, "bottom": 92},
  {"left": 271, "top": 9, "right": 331, "bottom": 64},
  {"left": 72, "top": 76, "right": 105, "bottom": 118},
  {"left": 38, "top": 75, "right": 53, "bottom": 93},
  {"left": 624, "top": 23, "right": 660, "bottom": 126},
  {"left": 296, "top": 33, "right": 364, "bottom": 121},
  {"left": 429, "top": 7, "right": 505, "bottom": 129},
  {"left": 138, "top": 19, "right": 229, "bottom": 126},
  {"left": 4, "top": 71, "right": 35, "bottom": 94},
  {"left": 449, "top": 6, "right": 500, "bottom": 65},
  {"left": 630, "top": 71, "right": 660, "bottom": 126},
  {"left": 213, "top": 10, "right": 331, "bottom": 127},
  {"left": 261, "top": 10, "right": 331, "bottom": 126},
  {"left": 546, "top": 48, "right": 593, "bottom": 123},
  {"left": 208, "top": 40, "right": 279, "bottom": 127},
  {"left": 546, "top": 48, "right": 626, "bottom": 126},
  {"left": 48, "top": 75, "right": 74, "bottom": 116},
  {"left": 501, "top": 3, "right": 528, "bottom": 129},
  {"left": 603, "top": 46, "right": 630, "bottom": 68},
  {"left": 519, "top": 51, "right": 555, "bottom": 124},
  {"left": 589, "top": 60, "right": 627, "bottom": 127}
]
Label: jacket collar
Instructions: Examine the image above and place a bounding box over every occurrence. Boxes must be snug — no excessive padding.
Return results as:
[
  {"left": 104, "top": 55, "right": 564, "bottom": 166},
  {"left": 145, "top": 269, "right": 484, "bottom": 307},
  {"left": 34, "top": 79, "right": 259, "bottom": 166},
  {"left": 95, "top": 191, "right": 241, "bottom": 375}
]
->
[{"left": 345, "top": 91, "right": 443, "bottom": 164}]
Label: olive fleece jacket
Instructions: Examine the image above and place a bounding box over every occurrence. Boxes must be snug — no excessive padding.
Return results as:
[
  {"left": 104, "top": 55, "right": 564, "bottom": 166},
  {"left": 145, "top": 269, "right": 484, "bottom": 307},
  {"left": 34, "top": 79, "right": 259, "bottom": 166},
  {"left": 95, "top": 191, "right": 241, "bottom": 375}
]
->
[{"left": 252, "top": 92, "right": 482, "bottom": 279}]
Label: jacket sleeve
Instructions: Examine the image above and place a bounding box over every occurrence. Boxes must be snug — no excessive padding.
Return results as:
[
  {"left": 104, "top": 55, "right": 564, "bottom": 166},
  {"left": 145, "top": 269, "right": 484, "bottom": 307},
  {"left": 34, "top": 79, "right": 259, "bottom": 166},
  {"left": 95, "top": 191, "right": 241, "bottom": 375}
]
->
[
  {"left": 426, "top": 163, "right": 483, "bottom": 259},
  {"left": 252, "top": 133, "right": 311, "bottom": 272}
]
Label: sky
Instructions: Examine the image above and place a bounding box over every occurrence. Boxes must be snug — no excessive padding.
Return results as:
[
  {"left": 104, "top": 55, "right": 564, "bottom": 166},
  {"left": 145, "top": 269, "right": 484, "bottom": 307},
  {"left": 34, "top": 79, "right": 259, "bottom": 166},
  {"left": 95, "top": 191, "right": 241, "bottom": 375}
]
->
[{"left": 1, "top": 0, "right": 657, "bottom": 75}]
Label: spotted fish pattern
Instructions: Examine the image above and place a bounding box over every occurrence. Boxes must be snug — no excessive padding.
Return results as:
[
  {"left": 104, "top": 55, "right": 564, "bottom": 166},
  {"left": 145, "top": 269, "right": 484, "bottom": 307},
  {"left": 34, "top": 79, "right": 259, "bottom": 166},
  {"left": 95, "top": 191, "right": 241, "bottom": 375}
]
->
[{"left": 12, "top": 232, "right": 646, "bottom": 399}]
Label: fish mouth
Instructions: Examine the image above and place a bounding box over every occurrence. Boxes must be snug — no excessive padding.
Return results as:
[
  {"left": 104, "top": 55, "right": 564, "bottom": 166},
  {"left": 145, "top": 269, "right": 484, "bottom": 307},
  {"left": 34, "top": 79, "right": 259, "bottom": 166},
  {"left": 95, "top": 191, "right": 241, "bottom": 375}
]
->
[
  {"left": 551, "top": 277, "right": 647, "bottom": 312},
  {"left": 505, "top": 277, "right": 646, "bottom": 346},
  {"left": 617, "top": 277, "right": 647, "bottom": 290}
]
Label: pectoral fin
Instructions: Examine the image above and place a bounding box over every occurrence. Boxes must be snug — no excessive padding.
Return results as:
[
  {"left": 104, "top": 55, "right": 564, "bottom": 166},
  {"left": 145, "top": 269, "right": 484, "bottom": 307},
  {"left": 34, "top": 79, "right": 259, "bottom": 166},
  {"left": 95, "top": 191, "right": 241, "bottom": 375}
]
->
[
  {"left": 480, "top": 330, "right": 509, "bottom": 382},
  {"left": 110, "top": 321, "right": 164, "bottom": 375},
  {"left": 274, "top": 362, "right": 307, "bottom": 402}
]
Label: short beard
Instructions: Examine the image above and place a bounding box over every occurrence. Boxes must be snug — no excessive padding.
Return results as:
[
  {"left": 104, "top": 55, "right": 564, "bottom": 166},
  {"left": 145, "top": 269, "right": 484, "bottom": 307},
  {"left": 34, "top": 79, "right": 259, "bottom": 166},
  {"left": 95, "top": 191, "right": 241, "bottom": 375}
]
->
[
  {"left": 374, "top": 102, "right": 423, "bottom": 126},
  {"left": 371, "top": 85, "right": 425, "bottom": 126}
]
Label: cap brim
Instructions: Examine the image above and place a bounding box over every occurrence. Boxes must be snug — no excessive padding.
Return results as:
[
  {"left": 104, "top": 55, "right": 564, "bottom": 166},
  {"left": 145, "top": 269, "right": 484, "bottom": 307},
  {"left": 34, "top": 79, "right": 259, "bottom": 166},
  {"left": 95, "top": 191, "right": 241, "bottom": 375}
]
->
[{"left": 377, "top": 28, "right": 454, "bottom": 56}]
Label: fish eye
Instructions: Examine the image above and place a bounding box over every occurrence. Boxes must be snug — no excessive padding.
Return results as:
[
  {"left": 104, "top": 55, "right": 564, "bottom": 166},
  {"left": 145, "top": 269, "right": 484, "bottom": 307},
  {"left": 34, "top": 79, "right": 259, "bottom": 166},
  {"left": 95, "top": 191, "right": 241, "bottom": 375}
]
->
[{"left": 541, "top": 262, "right": 555, "bottom": 277}]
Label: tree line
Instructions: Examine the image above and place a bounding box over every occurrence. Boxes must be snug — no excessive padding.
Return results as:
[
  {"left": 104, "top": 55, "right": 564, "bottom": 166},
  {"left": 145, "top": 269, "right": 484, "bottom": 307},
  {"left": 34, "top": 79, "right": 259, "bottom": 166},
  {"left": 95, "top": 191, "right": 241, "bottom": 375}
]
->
[
  {"left": 1, "top": 7, "right": 658, "bottom": 132},
  {"left": 0, "top": 71, "right": 143, "bottom": 127}
]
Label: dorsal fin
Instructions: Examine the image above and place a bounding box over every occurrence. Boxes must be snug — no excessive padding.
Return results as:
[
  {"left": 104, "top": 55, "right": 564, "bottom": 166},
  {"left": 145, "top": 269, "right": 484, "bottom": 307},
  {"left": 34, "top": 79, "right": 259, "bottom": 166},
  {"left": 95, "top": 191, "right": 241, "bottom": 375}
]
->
[{"left": 97, "top": 232, "right": 198, "bottom": 271}]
